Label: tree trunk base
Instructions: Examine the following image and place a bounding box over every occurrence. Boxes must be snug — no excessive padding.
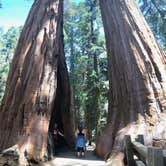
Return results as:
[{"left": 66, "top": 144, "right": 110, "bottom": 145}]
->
[
  {"left": 106, "top": 152, "right": 125, "bottom": 166},
  {"left": 0, "top": 145, "right": 19, "bottom": 166},
  {"left": 0, "top": 155, "right": 18, "bottom": 166},
  {"left": 0, "top": 145, "right": 45, "bottom": 166}
]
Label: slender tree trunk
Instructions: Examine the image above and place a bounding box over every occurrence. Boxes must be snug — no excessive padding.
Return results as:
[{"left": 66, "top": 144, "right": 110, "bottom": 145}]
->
[
  {"left": 84, "top": 0, "right": 100, "bottom": 144},
  {"left": 0, "top": 0, "right": 74, "bottom": 163},
  {"left": 92, "top": 0, "right": 100, "bottom": 140},
  {"left": 69, "top": 25, "right": 77, "bottom": 132},
  {"left": 70, "top": 85, "right": 77, "bottom": 133},
  {"left": 96, "top": 0, "right": 166, "bottom": 164},
  {"left": 93, "top": 52, "right": 100, "bottom": 138}
]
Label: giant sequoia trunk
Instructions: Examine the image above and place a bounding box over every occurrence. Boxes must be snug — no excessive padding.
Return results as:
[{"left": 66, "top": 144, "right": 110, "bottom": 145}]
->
[
  {"left": 0, "top": 0, "right": 74, "bottom": 163},
  {"left": 96, "top": 0, "right": 166, "bottom": 164}
]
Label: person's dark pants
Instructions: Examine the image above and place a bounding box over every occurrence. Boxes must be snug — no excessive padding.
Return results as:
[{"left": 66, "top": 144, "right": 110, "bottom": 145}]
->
[
  {"left": 76, "top": 147, "right": 85, "bottom": 157},
  {"left": 77, "top": 147, "right": 84, "bottom": 153}
]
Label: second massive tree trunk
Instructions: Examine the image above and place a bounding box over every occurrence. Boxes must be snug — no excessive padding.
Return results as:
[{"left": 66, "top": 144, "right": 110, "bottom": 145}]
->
[
  {"left": 0, "top": 0, "right": 74, "bottom": 163},
  {"left": 96, "top": 0, "right": 166, "bottom": 164}
]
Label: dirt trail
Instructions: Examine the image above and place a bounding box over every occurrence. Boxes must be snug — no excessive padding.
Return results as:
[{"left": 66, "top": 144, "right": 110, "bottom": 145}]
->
[{"left": 43, "top": 145, "right": 107, "bottom": 166}]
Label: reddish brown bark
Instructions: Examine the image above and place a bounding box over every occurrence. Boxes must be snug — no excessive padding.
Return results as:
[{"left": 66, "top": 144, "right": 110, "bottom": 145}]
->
[
  {"left": 96, "top": 0, "right": 166, "bottom": 164},
  {"left": 0, "top": 0, "right": 74, "bottom": 163}
]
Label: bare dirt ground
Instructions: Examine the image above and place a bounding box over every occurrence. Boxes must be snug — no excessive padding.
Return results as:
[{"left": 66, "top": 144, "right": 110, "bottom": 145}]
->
[
  {"left": 43, "top": 144, "right": 107, "bottom": 166},
  {"left": 0, "top": 144, "right": 107, "bottom": 166}
]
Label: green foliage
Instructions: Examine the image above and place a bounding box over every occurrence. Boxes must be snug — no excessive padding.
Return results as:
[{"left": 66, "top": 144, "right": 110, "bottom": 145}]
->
[
  {"left": 0, "top": 26, "right": 22, "bottom": 105},
  {"left": 0, "top": 27, "right": 4, "bottom": 48},
  {"left": 3, "top": 26, "right": 22, "bottom": 52},
  {"left": 64, "top": 0, "right": 108, "bottom": 138},
  {"left": 137, "top": 0, "right": 166, "bottom": 51},
  {"left": 0, "top": 57, "right": 9, "bottom": 104}
]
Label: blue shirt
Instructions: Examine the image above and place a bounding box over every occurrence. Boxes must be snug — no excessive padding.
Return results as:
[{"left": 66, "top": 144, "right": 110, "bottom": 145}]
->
[{"left": 76, "top": 135, "right": 85, "bottom": 148}]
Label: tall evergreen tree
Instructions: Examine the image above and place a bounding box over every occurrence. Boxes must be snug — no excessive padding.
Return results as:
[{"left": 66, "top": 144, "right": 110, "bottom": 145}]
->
[
  {"left": 64, "top": 0, "right": 108, "bottom": 138},
  {"left": 137, "top": 0, "right": 166, "bottom": 51}
]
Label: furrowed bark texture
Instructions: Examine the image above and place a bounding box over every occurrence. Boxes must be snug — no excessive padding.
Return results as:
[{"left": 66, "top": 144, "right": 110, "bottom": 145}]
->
[
  {"left": 0, "top": 0, "right": 73, "bottom": 161},
  {"left": 96, "top": 0, "right": 166, "bottom": 163}
]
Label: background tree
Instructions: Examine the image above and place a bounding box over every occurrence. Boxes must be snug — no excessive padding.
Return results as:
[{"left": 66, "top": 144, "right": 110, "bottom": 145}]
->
[
  {"left": 137, "top": 0, "right": 166, "bottom": 51},
  {"left": 96, "top": 0, "right": 166, "bottom": 164},
  {"left": 83, "top": 0, "right": 101, "bottom": 143},
  {"left": 0, "top": 26, "right": 22, "bottom": 104},
  {"left": 0, "top": 57, "right": 9, "bottom": 104},
  {"left": 64, "top": 0, "right": 108, "bottom": 140}
]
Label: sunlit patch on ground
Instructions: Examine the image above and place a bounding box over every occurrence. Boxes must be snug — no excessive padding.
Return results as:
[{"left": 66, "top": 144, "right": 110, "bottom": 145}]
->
[{"left": 43, "top": 157, "right": 106, "bottom": 166}]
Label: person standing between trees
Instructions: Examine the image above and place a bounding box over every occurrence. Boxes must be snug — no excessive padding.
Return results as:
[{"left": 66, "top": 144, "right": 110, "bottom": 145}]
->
[
  {"left": 75, "top": 128, "right": 86, "bottom": 157},
  {"left": 54, "top": 123, "right": 64, "bottom": 146}
]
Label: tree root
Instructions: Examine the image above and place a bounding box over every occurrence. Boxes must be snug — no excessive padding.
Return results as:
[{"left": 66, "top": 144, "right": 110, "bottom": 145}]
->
[{"left": 106, "top": 152, "right": 125, "bottom": 166}]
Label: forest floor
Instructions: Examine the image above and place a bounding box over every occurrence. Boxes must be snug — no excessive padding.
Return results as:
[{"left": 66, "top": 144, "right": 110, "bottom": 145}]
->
[
  {"left": 0, "top": 144, "right": 108, "bottom": 166},
  {"left": 43, "top": 144, "right": 107, "bottom": 166}
]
